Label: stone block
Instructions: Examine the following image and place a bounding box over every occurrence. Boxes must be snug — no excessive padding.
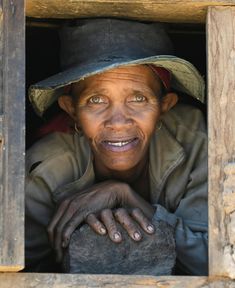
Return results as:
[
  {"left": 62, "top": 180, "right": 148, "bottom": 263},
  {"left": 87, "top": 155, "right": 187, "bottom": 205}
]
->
[{"left": 62, "top": 219, "right": 176, "bottom": 275}]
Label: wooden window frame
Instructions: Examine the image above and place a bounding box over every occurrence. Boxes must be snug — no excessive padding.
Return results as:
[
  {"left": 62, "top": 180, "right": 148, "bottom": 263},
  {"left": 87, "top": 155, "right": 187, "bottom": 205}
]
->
[{"left": 1, "top": 1, "right": 235, "bottom": 287}]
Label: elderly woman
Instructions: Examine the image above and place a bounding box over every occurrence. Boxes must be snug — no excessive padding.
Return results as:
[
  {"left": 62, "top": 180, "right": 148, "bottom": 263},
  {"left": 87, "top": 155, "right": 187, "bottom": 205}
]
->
[{"left": 26, "top": 19, "right": 208, "bottom": 275}]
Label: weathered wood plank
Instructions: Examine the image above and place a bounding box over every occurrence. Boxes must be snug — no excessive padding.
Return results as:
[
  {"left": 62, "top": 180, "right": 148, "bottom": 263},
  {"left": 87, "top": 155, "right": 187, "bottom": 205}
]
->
[
  {"left": 0, "top": 274, "right": 210, "bottom": 288},
  {"left": 0, "top": 0, "right": 25, "bottom": 271},
  {"left": 0, "top": 6, "right": 3, "bottom": 113},
  {"left": 1, "top": 274, "right": 235, "bottom": 288},
  {"left": 26, "top": 0, "right": 235, "bottom": 23},
  {"left": 207, "top": 6, "right": 235, "bottom": 279}
]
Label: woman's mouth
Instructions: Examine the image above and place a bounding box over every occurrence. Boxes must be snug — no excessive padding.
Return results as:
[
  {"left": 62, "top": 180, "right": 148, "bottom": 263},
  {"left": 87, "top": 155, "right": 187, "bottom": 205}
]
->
[{"left": 101, "top": 137, "right": 139, "bottom": 152}]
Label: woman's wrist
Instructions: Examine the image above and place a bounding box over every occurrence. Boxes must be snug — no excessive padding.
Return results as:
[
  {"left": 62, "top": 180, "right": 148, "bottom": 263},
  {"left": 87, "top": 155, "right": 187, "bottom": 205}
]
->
[
  {"left": 115, "top": 182, "right": 133, "bottom": 206},
  {"left": 123, "top": 185, "right": 155, "bottom": 219}
]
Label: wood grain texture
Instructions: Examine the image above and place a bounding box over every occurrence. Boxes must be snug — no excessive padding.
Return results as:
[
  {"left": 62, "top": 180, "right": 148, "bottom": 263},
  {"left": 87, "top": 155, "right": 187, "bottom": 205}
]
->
[
  {"left": 0, "top": 274, "right": 209, "bottom": 288},
  {"left": 0, "top": 0, "right": 25, "bottom": 271},
  {"left": 1, "top": 274, "right": 235, "bottom": 288},
  {"left": 0, "top": 6, "right": 3, "bottom": 113},
  {"left": 207, "top": 6, "right": 235, "bottom": 279},
  {"left": 26, "top": 0, "right": 235, "bottom": 23}
]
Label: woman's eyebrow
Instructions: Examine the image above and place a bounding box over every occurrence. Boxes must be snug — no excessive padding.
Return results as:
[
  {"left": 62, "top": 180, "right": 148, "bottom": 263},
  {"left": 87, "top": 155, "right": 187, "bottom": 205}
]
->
[
  {"left": 74, "top": 87, "right": 108, "bottom": 97},
  {"left": 131, "top": 88, "right": 156, "bottom": 95},
  {"left": 86, "top": 87, "right": 108, "bottom": 94}
]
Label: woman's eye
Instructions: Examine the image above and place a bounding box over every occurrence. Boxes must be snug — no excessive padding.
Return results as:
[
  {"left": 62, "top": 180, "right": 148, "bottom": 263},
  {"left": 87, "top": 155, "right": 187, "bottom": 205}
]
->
[
  {"left": 133, "top": 95, "right": 147, "bottom": 102},
  {"left": 88, "top": 96, "right": 105, "bottom": 104}
]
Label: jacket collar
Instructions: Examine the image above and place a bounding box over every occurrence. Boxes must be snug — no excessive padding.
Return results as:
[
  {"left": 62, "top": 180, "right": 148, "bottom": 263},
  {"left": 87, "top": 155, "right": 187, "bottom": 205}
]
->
[
  {"left": 149, "top": 121, "right": 186, "bottom": 192},
  {"left": 53, "top": 134, "right": 95, "bottom": 203}
]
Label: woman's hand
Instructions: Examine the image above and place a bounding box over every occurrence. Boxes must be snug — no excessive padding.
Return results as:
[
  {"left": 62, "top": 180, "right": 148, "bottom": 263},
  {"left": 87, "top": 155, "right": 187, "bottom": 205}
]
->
[
  {"left": 47, "top": 180, "right": 155, "bottom": 262},
  {"left": 48, "top": 180, "right": 124, "bottom": 261},
  {"left": 85, "top": 207, "right": 155, "bottom": 243}
]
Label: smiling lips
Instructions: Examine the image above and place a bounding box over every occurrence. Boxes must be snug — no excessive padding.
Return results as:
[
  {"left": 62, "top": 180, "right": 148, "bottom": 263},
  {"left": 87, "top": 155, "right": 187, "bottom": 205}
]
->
[{"left": 101, "top": 137, "right": 139, "bottom": 152}]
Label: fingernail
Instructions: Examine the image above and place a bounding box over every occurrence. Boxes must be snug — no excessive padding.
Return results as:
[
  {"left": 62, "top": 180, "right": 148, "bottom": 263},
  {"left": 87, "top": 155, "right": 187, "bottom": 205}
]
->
[
  {"left": 147, "top": 225, "right": 154, "bottom": 233},
  {"left": 133, "top": 232, "right": 141, "bottom": 240},
  {"left": 100, "top": 227, "right": 106, "bottom": 234},
  {"left": 113, "top": 232, "right": 121, "bottom": 240}
]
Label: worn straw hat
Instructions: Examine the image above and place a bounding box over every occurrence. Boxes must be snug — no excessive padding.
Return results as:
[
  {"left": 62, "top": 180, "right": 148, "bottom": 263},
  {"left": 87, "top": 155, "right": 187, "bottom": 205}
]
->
[{"left": 29, "top": 19, "right": 205, "bottom": 116}]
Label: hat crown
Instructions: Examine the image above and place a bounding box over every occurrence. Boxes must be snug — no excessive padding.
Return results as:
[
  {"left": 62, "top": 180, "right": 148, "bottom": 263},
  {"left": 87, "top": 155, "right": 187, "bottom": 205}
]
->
[
  {"left": 29, "top": 18, "right": 204, "bottom": 116},
  {"left": 60, "top": 19, "right": 174, "bottom": 70}
]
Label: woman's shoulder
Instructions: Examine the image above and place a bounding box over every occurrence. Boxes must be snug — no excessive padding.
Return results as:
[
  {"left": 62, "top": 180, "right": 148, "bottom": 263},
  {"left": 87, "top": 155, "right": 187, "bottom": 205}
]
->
[
  {"left": 162, "top": 103, "right": 206, "bottom": 135},
  {"left": 26, "top": 132, "right": 77, "bottom": 174},
  {"left": 159, "top": 103, "right": 207, "bottom": 157}
]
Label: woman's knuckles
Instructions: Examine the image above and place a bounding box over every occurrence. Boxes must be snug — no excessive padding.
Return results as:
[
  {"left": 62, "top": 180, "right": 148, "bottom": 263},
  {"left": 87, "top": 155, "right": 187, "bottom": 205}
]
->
[
  {"left": 52, "top": 182, "right": 133, "bottom": 250},
  {"left": 131, "top": 207, "right": 151, "bottom": 229},
  {"left": 114, "top": 207, "right": 126, "bottom": 217},
  {"left": 132, "top": 208, "right": 155, "bottom": 234},
  {"left": 86, "top": 214, "right": 107, "bottom": 234},
  {"left": 115, "top": 209, "right": 135, "bottom": 227},
  {"left": 131, "top": 207, "right": 142, "bottom": 217},
  {"left": 67, "top": 201, "right": 81, "bottom": 215},
  {"left": 100, "top": 208, "right": 112, "bottom": 219}
]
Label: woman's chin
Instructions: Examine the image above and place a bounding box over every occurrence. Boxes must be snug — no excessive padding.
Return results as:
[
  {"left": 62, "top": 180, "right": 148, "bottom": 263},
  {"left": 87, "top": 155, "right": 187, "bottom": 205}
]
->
[
  {"left": 100, "top": 156, "right": 142, "bottom": 174},
  {"left": 93, "top": 141, "right": 148, "bottom": 177},
  {"left": 105, "top": 161, "right": 135, "bottom": 172}
]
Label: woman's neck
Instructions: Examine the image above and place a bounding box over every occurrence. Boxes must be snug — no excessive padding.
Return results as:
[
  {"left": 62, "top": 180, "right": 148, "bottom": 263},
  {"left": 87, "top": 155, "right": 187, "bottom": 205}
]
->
[
  {"left": 94, "top": 154, "right": 148, "bottom": 182},
  {"left": 94, "top": 154, "right": 150, "bottom": 201}
]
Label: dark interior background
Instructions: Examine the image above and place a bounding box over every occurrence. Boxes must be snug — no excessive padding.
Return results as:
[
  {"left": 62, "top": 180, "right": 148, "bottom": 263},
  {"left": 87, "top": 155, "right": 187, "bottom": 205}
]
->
[{"left": 26, "top": 19, "right": 206, "bottom": 148}]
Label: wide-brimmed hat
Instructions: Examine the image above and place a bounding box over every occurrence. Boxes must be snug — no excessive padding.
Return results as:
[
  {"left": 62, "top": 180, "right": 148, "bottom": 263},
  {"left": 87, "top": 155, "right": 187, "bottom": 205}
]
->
[{"left": 29, "top": 19, "right": 205, "bottom": 116}]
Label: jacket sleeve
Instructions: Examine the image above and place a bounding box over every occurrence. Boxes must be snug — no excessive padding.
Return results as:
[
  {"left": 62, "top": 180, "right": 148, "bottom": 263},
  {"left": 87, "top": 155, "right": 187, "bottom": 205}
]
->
[
  {"left": 24, "top": 133, "right": 80, "bottom": 272},
  {"left": 152, "top": 143, "right": 208, "bottom": 275},
  {"left": 25, "top": 171, "right": 58, "bottom": 272}
]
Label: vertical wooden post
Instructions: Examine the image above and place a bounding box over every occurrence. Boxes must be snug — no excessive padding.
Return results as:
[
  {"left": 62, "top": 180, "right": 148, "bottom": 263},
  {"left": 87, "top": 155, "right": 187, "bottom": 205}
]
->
[
  {"left": 207, "top": 6, "right": 235, "bottom": 278},
  {"left": 0, "top": 0, "right": 25, "bottom": 271}
]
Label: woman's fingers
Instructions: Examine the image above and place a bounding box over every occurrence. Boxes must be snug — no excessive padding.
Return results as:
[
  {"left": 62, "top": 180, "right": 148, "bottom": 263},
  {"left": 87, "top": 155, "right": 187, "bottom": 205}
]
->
[
  {"left": 114, "top": 208, "right": 142, "bottom": 241},
  {"left": 86, "top": 213, "right": 107, "bottom": 235},
  {"left": 87, "top": 207, "right": 154, "bottom": 244},
  {"left": 47, "top": 198, "right": 71, "bottom": 246},
  {"left": 49, "top": 199, "right": 86, "bottom": 262},
  {"left": 60, "top": 209, "right": 87, "bottom": 248},
  {"left": 131, "top": 207, "right": 155, "bottom": 234},
  {"left": 54, "top": 209, "right": 86, "bottom": 263},
  {"left": 100, "top": 209, "right": 122, "bottom": 243}
]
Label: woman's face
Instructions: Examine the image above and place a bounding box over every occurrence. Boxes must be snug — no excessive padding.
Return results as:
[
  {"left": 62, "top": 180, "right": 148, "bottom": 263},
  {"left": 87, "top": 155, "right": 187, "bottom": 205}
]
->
[{"left": 59, "top": 65, "right": 177, "bottom": 174}]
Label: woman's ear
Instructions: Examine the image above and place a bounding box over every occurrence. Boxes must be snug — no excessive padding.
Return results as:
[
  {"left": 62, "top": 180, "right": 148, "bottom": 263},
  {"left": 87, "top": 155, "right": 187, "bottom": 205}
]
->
[
  {"left": 58, "top": 95, "right": 76, "bottom": 121},
  {"left": 161, "top": 92, "right": 178, "bottom": 114}
]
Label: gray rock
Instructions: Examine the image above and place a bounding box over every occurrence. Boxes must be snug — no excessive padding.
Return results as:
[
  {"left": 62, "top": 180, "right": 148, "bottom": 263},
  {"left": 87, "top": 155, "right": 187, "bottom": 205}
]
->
[{"left": 62, "top": 219, "right": 176, "bottom": 275}]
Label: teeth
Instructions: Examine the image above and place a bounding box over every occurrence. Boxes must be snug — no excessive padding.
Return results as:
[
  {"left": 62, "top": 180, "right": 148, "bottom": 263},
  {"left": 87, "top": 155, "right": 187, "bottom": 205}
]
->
[{"left": 107, "top": 140, "right": 132, "bottom": 147}]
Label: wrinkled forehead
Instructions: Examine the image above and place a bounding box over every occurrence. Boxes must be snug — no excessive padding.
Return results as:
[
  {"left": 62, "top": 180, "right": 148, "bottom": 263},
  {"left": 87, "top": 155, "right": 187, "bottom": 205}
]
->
[{"left": 70, "top": 65, "right": 163, "bottom": 95}]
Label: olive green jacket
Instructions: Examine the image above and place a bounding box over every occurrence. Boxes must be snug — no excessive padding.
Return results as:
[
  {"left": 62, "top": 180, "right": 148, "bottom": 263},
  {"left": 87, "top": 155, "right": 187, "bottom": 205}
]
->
[{"left": 25, "top": 103, "right": 208, "bottom": 275}]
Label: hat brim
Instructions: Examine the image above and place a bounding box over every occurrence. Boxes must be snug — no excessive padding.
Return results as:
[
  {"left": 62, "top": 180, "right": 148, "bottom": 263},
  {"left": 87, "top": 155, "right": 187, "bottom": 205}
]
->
[{"left": 29, "top": 55, "right": 205, "bottom": 116}]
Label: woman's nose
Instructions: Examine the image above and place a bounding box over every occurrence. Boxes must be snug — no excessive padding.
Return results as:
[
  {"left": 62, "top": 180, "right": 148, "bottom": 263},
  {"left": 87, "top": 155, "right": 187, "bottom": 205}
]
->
[{"left": 104, "top": 106, "right": 133, "bottom": 129}]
